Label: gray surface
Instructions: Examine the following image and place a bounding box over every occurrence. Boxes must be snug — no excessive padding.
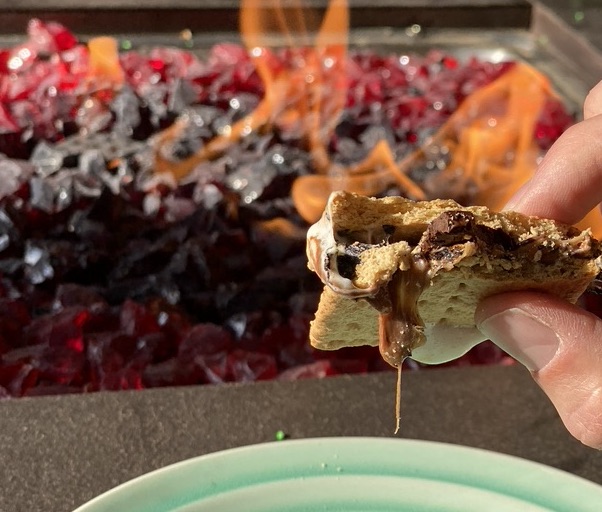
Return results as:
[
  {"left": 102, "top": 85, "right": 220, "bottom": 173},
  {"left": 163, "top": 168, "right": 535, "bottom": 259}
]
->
[{"left": 1, "top": 365, "right": 601, "bottom": 512}]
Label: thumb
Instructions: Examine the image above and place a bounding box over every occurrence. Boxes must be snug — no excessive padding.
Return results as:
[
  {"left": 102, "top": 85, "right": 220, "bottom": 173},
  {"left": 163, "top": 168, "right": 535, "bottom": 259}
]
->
[{"left": 475, "top": 291, "right": 602, "bottom": 449}]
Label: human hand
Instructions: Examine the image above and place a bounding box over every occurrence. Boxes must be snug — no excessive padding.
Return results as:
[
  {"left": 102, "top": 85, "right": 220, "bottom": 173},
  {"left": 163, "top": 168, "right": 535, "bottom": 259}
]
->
[{"left": 475, "top": 79, "right": 602, "bottom": 449}]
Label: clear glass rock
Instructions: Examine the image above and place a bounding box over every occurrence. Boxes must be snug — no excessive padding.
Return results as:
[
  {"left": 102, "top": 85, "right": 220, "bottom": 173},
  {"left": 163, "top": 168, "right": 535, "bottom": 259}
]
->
[{"left": 30, "top": 141, "right": 63, "bottom": 177}]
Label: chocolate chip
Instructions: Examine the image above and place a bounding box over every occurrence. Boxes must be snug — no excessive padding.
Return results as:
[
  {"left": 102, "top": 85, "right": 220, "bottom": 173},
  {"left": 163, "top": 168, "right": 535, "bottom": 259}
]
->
[
  {"left": 473, "top": 224, "right": 517, "bottom": 251},
  {"left": 422, "top": 210, "right": 476, "bottom": 248},
  {"left": 336, "top": 242, "right": 372, "bottom": 279},
  {"left": 421, "top": 210, "right": 517, "bottom": 252},
  {"left": 336, "top": 253, "right": 361, "bottom": 279}
]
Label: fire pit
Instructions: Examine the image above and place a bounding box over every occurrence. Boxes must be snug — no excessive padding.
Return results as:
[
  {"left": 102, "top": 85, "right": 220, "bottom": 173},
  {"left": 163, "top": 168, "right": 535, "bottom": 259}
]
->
[{"left": 0, "top": 1, "right": 597, "bottom": 398}]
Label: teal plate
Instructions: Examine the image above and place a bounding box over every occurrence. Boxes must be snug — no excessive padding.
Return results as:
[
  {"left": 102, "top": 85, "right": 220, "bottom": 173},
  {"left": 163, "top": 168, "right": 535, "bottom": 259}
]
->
[{"left": 73, "top": 437, "right": 602, "bottom": 512}]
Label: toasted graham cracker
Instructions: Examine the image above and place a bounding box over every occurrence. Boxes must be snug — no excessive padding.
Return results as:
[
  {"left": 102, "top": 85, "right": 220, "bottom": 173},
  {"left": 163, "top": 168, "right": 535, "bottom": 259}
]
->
[{"left": 307, "top": 191, "right": 602, "bottom": 364}]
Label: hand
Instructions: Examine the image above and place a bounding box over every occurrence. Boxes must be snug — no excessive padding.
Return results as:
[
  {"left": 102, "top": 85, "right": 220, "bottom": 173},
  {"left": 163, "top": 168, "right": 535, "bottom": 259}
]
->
[{"left": 475, "top": 79, "right": 602, "bottom": 449}]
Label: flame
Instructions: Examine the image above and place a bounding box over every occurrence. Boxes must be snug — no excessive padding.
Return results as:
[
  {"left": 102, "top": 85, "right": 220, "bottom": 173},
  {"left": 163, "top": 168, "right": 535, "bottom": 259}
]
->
[
  {"left": 87, "top": 37, "right": 124, "bottom": 85},
  {"left": 400, "top": 63, "right": 549, "bottom": 210},
  {"left": 292, "top": 139, "right": 426, "bottom": 222},
  {"left": 150, "top": 0, "right": 602, "bottom": 237},
  {"left": 397, "top": 62, "right": 602, "bottom": 236},
  {"left": 153, "top": 0, "right": 350, "bottom": 177},
  {"left": 152, "top": 0, "right": 425, "bottom": 215}
]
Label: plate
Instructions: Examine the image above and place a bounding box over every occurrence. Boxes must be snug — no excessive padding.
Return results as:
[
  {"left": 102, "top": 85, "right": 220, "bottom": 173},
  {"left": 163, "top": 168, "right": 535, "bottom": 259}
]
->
[{"left": 73, "top": 437, "right": 602, "bottom": 512}]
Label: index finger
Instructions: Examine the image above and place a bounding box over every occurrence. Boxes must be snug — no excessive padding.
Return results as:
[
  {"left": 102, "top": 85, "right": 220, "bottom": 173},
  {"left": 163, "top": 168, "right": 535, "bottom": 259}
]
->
[{"left": 584, "top": 79, "right": 602, "bottom": 120}]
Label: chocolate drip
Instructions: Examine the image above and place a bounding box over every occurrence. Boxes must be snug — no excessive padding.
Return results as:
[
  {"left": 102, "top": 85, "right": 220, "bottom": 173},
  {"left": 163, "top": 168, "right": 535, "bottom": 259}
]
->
[{"left": 377, "top": 255, "right": 430, "bottom": 367}]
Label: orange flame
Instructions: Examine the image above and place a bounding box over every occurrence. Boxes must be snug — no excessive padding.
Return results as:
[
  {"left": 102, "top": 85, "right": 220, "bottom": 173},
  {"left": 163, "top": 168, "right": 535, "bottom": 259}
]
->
[
  {"left": 152, "top": 0, "right": 349, "bottom": 178},
  {"left": 151, "top": 0, "right": 425, "bottom": 216},
  {"left": 87, "top": 37, "right": 125, "bottom": 85},
  {"left": 150, "top": 0, "right": 602, "bottom": 237},
  {"left": 399, "top": 63, "right": 549, "bottom": 211},
  {"left": 397, "top": 62, "right": 602, "bottom": 236}
]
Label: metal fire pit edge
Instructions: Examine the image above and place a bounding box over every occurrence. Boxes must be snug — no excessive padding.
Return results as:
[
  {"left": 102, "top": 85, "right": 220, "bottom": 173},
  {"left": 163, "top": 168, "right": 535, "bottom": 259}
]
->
[{"left": 0, "top": 1, "right": 532, "bottom": 34}]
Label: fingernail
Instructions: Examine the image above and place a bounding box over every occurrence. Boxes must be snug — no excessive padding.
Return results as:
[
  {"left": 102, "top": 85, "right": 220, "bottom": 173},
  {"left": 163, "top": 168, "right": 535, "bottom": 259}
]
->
[{"left": 477, "top": 308, "right": 560, "bottom": 371}]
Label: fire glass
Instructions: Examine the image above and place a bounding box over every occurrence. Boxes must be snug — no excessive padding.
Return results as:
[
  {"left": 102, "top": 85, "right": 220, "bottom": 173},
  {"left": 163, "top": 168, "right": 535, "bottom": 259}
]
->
[{"left": 0, "top": 12, "right": 584, "bottom": 397}]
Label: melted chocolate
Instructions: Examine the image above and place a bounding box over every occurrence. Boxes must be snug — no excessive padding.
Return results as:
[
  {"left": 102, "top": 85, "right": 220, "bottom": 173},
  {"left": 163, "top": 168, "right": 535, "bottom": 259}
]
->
[
  {"left": 377, "top": 255, "right": 430, "bottom": 367},
  {"left": 420, "top": 210, "right": 516, "bottom": 253},
  {"left": 424, "top": 210, "right": 475, "bottom": 246}
]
